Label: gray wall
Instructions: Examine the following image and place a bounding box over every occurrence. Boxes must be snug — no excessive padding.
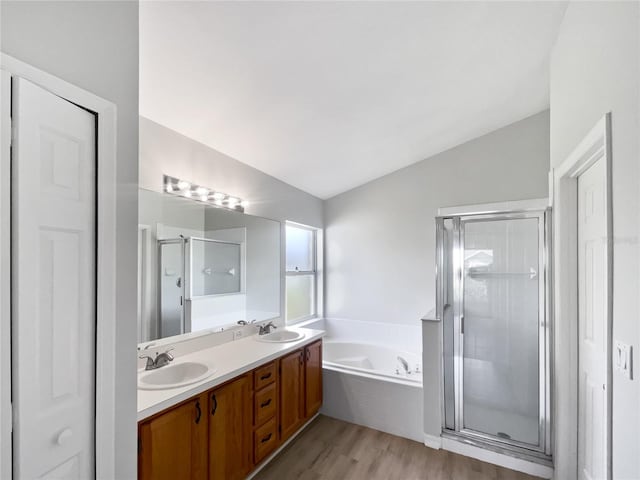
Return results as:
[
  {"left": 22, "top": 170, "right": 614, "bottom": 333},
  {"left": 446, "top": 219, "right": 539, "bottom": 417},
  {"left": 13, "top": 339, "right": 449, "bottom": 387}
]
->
[
  {"left": 550, "top": 3, "right": 640, "bottom": 479},
  {"left": 324, "top": 111, "right": 550, "bottom": 441},
  {"left": 324, "top": 110, "right": 550, "bottom": 324},
  {"left": 1, "top": 1, "right": 139, "bottom": 477},
  {"left": 140, "top": 116, "right": 323, "bottom": 228}
]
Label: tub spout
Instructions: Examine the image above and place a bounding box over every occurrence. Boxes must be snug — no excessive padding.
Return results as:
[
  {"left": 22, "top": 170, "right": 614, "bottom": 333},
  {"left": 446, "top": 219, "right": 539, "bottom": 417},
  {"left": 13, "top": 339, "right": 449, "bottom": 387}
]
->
[{"left": 397, "top": 356, "right": 409, "bottom": 374}]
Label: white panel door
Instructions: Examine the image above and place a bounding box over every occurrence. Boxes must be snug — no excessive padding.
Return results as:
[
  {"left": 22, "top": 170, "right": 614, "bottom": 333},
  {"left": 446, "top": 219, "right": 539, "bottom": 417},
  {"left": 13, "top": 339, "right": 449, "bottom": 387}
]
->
[
  {"left": 578, "top": 158, "right": 608, "bottom": 480},
  {"left": 12, "top": 77, "right": 96, "bottom": 479}
]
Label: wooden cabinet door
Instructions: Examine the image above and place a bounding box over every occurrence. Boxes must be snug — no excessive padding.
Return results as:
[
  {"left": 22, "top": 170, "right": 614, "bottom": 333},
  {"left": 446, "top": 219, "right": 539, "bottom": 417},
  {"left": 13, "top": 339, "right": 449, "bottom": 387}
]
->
[
  {"left": 279, "top": 349, "right": 304, "bottom": 441},
  {"left": 139, "top": 395, "right": 207, "bottom": 480},
  {"left": 208, "top": 375, "right": 252, "bottom": 480},
  {"left": 305, "top": 341, "right": 323, "bottom": 418}
]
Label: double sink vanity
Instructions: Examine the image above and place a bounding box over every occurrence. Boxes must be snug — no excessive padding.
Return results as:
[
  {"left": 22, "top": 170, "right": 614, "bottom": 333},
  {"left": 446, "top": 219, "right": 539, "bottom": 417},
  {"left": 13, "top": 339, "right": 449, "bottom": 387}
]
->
[
  {"left": 137, "top": 327, "right": 323, "bottom": 480},
  {"left": 137, "top": 185, "right": 323, "bottom": 479}
]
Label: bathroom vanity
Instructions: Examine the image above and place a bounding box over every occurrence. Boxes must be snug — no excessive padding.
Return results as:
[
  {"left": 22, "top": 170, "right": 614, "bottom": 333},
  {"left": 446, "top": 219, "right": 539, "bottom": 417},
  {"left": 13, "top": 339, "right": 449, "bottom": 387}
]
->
[
  {"left": 136, "top": 185, "right": 323, "bottom": 478},
  {"left": 137, "top": 333, "right": 323, "bottom": 480}
]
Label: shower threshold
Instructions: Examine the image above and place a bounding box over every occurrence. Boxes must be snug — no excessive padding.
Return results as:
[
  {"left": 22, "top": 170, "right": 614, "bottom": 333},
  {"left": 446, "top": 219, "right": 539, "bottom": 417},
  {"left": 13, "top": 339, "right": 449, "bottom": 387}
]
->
[{"left": 441, "top": 429, "right": 553, "bottom": 467}]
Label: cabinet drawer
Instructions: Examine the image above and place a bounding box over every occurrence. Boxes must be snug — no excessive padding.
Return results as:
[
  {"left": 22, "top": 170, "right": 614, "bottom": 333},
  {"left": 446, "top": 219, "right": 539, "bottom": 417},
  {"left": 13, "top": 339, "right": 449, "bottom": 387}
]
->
[
  {"left": 254, "top": 417, "right": 278, "bottom": 464},
  {"left": 254, "top": 382, "right": 277, "bottom": 426},
  {"left": 253, "top": 362, "right": 276, "bottom": 390}
]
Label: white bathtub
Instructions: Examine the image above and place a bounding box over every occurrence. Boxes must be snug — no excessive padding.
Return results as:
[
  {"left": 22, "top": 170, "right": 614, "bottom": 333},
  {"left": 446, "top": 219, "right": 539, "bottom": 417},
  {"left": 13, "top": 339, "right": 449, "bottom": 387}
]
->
[
  {"left": 305, "top": 318, "right": 424, "bottom": 443},
  {"left": 323, "top": 341, "right": 423, "bottom": 385}
]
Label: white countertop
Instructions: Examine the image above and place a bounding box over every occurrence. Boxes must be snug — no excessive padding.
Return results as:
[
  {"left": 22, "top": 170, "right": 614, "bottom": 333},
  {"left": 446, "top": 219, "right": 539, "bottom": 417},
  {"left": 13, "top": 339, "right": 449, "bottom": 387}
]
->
[{"left": 137, "top": 327, "right": 325, "bottom": 421}]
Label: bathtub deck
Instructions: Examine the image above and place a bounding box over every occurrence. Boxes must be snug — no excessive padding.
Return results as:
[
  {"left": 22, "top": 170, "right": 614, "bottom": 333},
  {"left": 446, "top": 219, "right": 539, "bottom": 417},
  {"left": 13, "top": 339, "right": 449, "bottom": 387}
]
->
[{"left": 254, "top": 415, "right": 540, "bottom": 480}]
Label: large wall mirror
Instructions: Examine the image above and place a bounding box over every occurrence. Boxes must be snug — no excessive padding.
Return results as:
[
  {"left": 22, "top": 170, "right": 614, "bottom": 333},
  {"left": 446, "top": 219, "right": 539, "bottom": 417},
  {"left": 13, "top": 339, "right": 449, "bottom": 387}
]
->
[{"left": 138, "top": 188, "right": 281, "bottom": 344}]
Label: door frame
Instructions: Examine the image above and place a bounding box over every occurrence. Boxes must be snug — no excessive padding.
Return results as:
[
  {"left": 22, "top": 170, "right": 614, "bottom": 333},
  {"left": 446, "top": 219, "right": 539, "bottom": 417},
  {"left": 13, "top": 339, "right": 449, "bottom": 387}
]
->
[
  {"left": 552, "top": 113, "right": 612, "bottom": 479},
  {"left": 0, "top": 54, "right": 118, "bottom": 479}
]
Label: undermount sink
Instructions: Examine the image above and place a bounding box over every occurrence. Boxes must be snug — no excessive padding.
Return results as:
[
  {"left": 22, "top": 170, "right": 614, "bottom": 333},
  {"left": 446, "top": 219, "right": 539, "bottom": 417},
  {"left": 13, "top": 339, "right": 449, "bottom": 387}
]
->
[
  {"left": 255, "top": 329, "right": 305, "bottom": 343},
  {"left": 138, "top": 361, "right": 216, "bottom": 390}
]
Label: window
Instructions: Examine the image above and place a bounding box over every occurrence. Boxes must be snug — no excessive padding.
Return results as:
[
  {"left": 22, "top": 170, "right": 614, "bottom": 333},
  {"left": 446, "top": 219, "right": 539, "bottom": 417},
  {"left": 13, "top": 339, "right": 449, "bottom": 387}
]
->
[{"left": 285, "top": 223, "right": 318, "bottom": 323}]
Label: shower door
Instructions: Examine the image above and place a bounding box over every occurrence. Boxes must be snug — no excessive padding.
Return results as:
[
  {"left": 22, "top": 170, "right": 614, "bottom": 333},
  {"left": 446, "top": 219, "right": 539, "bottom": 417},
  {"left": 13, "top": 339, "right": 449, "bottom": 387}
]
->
[
  {"left": 439, "top": 209, "right": 551, "bottom": 458},
  {"left": 158, "top": 238, "right": 186, "bottom": 338}
]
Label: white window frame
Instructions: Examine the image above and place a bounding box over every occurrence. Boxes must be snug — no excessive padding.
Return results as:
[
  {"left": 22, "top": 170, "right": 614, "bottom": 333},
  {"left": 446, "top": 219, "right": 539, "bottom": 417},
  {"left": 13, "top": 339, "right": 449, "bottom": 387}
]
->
[{"left": 285, "top": 221, "right": 320, "bottom": 324}]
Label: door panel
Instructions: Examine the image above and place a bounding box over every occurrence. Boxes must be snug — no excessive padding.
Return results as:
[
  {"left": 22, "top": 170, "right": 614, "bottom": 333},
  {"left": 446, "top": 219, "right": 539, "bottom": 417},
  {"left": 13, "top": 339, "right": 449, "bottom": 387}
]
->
[
  {"left": 279, "top": 349, "right": 304, "bottom": 441},
  {"left": 461, "top": 216, "right": 541, "bottom": 446},
  {"left": 139, "top": 396, "right": 207, "bottom": 480},
  {"left": 208, "top": 376, "right": 252, "bottom": 480},
  {"left": 12, "top": 77, "right": 96, "bottom": 478},
  {"left": 305, "top": 341, "right": 322, "bottom": 418},
  {"left": 159, "top": 239, "right": 185, "bottom": 338},
  {"left": 578, "top": 159, "right": 608, "bottom": 480}
]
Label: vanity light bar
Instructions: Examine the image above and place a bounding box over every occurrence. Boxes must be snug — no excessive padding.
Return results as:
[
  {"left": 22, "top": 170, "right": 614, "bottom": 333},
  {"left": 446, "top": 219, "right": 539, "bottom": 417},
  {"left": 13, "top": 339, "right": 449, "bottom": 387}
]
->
[{"left": 163, "top": 175, "right": 250, "bottom": 213}]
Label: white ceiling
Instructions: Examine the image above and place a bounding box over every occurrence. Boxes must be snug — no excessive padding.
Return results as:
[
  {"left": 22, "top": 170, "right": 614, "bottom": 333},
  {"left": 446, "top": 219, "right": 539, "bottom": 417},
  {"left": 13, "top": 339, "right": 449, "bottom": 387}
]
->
[{"left": 140, "top": 1, "right": 567, "bottom": 199}]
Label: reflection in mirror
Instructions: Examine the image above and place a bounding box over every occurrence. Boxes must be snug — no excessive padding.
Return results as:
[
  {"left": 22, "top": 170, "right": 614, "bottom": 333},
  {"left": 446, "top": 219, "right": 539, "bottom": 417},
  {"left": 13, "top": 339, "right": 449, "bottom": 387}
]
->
[
  {"left": 190, "top": 238, "right": 242, "bottom": 297},
  {"left": 138, "top": 188, "right": 281, "bottom": 344}
]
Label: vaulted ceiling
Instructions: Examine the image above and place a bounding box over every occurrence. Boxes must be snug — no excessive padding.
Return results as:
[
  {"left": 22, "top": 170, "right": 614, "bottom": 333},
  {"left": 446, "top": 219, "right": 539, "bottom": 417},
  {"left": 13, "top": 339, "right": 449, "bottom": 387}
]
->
[{"left": 140, "top": 1, "right": 567, "bottom": 199}]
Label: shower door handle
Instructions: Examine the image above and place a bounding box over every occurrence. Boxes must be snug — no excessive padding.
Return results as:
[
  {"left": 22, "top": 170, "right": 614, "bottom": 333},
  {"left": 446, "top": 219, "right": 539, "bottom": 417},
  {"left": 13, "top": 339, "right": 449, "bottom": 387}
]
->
[{"left": 460, "top": 315, "right": 464, "bottom": 335}]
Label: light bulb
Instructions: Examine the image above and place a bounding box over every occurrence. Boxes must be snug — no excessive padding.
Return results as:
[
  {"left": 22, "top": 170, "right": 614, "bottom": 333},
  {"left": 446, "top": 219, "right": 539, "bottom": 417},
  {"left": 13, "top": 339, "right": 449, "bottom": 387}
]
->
[
  {"left": 195, "top": 187, "right": 208, "bottom": 196},
  {"left": 212, "top": 192, "right": 225, "bottom": 200},
  {"left": 240, "top": 200, "right": 249, "bottom": 208},
  {"left": 183, "top": 190, "right": 192, "bottom": 198},
  {"left": 177, "top": 180, "right": 190, "bottom": 190}
]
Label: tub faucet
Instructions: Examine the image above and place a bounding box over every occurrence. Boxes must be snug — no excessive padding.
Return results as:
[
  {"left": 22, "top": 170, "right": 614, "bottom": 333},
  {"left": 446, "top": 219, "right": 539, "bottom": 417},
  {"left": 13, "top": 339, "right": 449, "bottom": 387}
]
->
[
  {"left": 397, "top": 356, "right": 409, "bottom": 374},
  {"left": 259, "top": 321, "right": 277, "bottom": 335}
]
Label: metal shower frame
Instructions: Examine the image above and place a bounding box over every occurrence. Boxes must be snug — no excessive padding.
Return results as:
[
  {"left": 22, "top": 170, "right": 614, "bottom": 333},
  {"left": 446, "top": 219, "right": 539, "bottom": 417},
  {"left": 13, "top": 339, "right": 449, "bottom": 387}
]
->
[{"left": 436, "top": 201, "right": 553, "bottom": 463}]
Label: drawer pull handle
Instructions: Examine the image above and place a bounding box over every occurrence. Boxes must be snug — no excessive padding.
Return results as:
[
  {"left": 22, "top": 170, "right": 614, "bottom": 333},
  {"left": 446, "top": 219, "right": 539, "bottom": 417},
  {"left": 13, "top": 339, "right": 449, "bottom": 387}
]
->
[
  {"left": 260, "top": 398, "right": 272, "bottom": 408},
  {"left": 261, "top": 433, "right": 273, "bottom": 443},
  {"left": 260, "top": 372, "right": 272, "bottom": 380}
]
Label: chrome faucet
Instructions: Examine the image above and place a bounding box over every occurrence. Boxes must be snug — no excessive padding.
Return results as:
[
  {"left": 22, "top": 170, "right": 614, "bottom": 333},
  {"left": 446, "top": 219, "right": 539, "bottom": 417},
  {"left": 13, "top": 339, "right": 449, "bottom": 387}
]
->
[
  {"left": 258, "top": 321, "right": 277, "bottom": 335},
  {"left": 139, "top": 348, "right": 175, "bottom": 371},
  {"left": 397, "top": 356, "right": 409, "bottom": 374}
]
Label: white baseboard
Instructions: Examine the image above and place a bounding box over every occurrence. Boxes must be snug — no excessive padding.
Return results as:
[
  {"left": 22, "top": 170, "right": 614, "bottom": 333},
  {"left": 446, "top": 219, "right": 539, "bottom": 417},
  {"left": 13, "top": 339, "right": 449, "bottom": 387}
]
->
[
  {"left": 441, "top": 437, "right": 553, "bottom": 479},
  {"left": 423, "top": 433, "right": 442, "bottom": 450}
]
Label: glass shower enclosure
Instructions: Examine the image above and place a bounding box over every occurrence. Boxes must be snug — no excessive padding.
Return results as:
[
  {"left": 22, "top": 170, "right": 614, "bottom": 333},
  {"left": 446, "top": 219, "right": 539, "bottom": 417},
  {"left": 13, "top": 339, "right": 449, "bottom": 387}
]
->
[
  {"left": 158, "top": 238, "right": 187, "bottom": 339},
  {"left": 438, "top": 207, "right": 551, "bottom": 460},
  {"left": 158, "top": 237, "right": 243, "bottom": 339}
]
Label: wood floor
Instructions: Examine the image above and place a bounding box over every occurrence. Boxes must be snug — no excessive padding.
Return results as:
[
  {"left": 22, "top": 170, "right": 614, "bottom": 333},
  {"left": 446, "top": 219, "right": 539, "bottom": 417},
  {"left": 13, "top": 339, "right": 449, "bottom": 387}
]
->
[{"left": 254, "top": 415, "right": 540, "bottom": 480}]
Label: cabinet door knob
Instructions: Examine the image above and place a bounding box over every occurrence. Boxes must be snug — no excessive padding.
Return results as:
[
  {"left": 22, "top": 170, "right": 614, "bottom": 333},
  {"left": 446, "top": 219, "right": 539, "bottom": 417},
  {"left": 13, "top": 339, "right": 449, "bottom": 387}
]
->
[
  {"left": 260, "top": 372, "right": 272, "bottom": 380},
  {"left": 56, "top": 428, "right": 73, "bottom": 446}
]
